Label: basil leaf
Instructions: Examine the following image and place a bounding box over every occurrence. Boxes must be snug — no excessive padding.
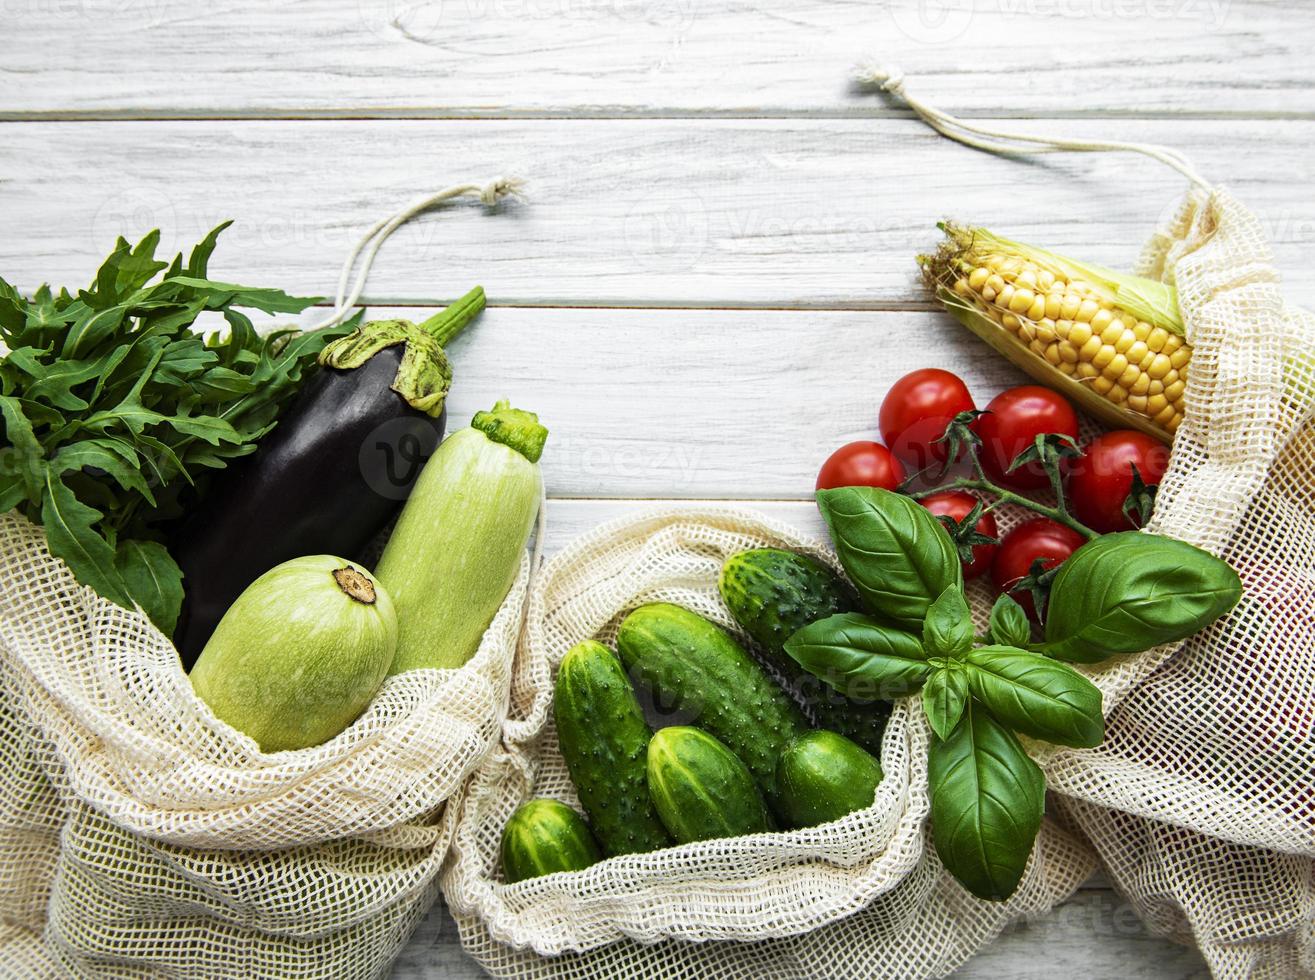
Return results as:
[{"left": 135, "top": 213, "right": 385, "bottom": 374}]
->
[
  {"left": 40, "top": 471, "right": 133, "bottom": 609},
  {"left": 988, "top": 593, "right": 1032, "bottom": 648},
  {"left": 928, "top": 701, "right": 1046, "bottom": 901},
  {"left": 816, "top": 487, "right": 963, "bottom": 629},
  {"left": 965, "top": 646, "right": 1104, "bottom": 748},
  {"left": 922, "top": 585, "right": 973, "bottom": 659},
  {"left": 785, "top": 612, "right": 929, "bottom": 701},
  {"left": 115, "top": 539, "right": 185, "bottom": 636},
  {"left": 1042, "top": 532, "right": 1242, "bottom": 663},
  {"left": 922, "top": 666, "right": 969, "bottom": 741}
]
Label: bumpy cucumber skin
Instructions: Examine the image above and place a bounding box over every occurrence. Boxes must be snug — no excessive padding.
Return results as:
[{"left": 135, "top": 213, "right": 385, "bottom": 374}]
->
[
  {"left": 719, "top": 548, "right": 891, "bottom": 756},
  {"left": 777, "top": 730, "right": 885, "bottom": 829},
  {"left": 500, "top": 799, "right": 602, "bottom": 883},
  {"left": 647, "top": 727, "right": 773, "bottom": 843},
  {"left": 615, "top": 603, "right": 808, "bottom": 809},
  {"left": 553, "top": 640, "right": 672, "bottom": 857}
]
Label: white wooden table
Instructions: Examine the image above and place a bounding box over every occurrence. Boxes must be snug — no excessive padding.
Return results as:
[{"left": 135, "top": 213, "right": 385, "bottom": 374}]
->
[{"left": 5, "top": 1, "right": 1310, "bottom": 974}]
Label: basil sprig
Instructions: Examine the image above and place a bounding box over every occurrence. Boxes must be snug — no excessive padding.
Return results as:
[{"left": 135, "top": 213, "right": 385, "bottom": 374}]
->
[{"left": 794, "top": 487, "right": 1240, "bottom": 902}]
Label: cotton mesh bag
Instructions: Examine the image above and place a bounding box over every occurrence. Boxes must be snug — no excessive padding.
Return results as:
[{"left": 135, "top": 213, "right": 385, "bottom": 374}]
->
[
  {"left": 0, "top": 180, "right": 535, "bottom": 979},
  {"left": 440, "top": 507, "right": 1099, "bottom": 978},
  {"left": 860, "top": 69, "right": 1315, "bottom": 976}
]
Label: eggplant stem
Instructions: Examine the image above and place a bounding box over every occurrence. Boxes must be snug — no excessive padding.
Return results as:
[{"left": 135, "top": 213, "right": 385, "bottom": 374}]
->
[{"left": 418, "top": 286, "right": 486, "bottom": 345}]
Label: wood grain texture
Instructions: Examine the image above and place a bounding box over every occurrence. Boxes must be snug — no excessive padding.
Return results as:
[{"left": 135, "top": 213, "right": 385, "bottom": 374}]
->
[
  {"left": 0, "top": 0, "right": 1308, "bottom": 119},
  {"left": 2, "top": 118, "right": 1313, "bottom": 310},
  {"left": 347, "top": 305, "right": 1033, "bottom": 499}
]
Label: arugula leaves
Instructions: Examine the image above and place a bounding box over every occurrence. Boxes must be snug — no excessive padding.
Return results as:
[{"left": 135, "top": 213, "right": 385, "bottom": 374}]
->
[
  {"left": 803, "top": 486, "right": 1239, "bottom": 901},
  {"left": 0, "top": 226, "right": 354, "bottom": 635}
]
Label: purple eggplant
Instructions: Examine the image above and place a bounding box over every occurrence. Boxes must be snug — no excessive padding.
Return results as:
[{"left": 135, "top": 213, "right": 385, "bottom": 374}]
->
[{"left": 170, "top": 287, "right": 484, "bottom": 665}]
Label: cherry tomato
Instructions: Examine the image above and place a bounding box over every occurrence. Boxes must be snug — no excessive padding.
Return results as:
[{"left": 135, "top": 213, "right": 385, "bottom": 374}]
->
[
  {"left": 879, "top": 369, "right": 976, "bottom": 470},
  {"left": 991, "top": 518, "right": 1087, "bottom": 621},
  {"left": 976, "top": 386, "right": 1079, "bottom": 491},
  {"left": 920, "top": 491, "right": 998, "bottom": 579},
  {"left": 816, "top": 441, "right": 906, "bottom": 492},
  {"left": 1066, "top": 430, "right": 1170, "bottom": 533}
]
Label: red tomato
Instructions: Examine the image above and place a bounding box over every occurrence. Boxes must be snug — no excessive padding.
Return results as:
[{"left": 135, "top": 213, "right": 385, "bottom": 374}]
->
[
  {"left": 1066, "top": 430, "right": 1170, "bottom": 533},
  {"left": 879, "top": 369, "right": 976, "bottom": 470},
  {"left": 991, "top": 518, "right": 1087, "bottom": 621},
  {"left": 816, "top": 441, "right": 906, "bottom": 492},
  {"left": 976, "top": 386, "right": 1079, "bottom": 491},
  {"left": 920, "top": 491, "right": 998, "bottom": 579}
]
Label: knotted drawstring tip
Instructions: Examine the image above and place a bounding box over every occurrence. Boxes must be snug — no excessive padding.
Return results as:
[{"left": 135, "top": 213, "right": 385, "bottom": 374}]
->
[
  {"left": 853, "top": 62, "right": 907, "bottom": 97},
  {"left": 480, "top": 176, "right": 525, "bottom": 206}
]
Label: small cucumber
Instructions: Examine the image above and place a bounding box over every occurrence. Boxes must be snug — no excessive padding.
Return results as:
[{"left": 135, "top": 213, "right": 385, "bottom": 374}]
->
[
  {"left": 553, "top": 639, "right": 672, "bottom": 856},
  {"left": 719, "top": 548, "right": 891, "bottom": 755},
  {"left": 615, "top": 603, "right": 808, "bottom": 809},
  {"left": 777, "top": 730, "right": 885, "bottom": 828},
  {"left": 647, "top": 727, "right": 772, "bottom": 843},
  {"left": 500, "top": 799, "right": 601, "bottom": 883}
]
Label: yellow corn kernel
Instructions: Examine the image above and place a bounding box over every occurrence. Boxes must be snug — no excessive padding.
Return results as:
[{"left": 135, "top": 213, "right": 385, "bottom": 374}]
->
[
  {"left": 1103, "top": 353, "right": 1130, "bottom": 379},
  {"left": 1092, "top": 376, "right": 1115, "bottom": 395},
  {"left": 1067, "top": 322, "right": 1093, "bottom": 347},
  {"left": 1008, "top": 287, "right": 1034, "bottom": 314},
  {"left": 1092, "top": 345, "right": 1117, "bottom": 370},
  {"left": 1129, "top": 373, "right": 1151, "bottom": 397}
]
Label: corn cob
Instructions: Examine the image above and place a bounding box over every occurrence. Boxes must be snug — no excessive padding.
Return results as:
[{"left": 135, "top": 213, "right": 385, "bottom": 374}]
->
[{"left": 919, "top": 224, "right": 1190, "bottom": 442}]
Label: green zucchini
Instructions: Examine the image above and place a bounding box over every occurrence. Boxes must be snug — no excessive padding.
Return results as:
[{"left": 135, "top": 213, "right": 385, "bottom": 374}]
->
[
  {"left": 615, "top": 603, "right": 808, "bottom": 809},
  {"left": 553, "top": 640, "right": 672, "bottom": 856},
  {"left": 377, "top": 401, "right": 546, "bottom": 673},
  {"left": 719, "top": 548, "right": 891, "bottom": 755},
  {"left": 777, "top": 730, "right": 884, "bottom": 828},
  {"left": 646, "top": 727, "right": 772, "bottom": 843},
  {"left": 500, "top": 799, "right": 601, "bottom": 883}
]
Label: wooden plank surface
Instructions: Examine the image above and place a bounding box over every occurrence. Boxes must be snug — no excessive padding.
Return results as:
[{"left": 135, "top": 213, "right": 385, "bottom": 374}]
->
[
  {"left": 2, "top": 119, "right": 1313, "bottom": 310},
  {"left": 0, "top": 0, "right": 1309, "bottom": 119},
  {"left": 0, "top": 0, "right": 1298, "bottom": 973}
]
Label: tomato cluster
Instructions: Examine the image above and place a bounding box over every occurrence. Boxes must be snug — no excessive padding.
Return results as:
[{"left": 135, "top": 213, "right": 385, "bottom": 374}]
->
[{"left": 815, "top": 369, "right": 1169, "bottom": 622}]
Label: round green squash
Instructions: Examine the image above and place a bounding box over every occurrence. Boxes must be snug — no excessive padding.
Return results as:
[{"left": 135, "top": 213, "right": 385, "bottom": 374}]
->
[{"left": 189, "top": 555, "right": 397, "bottom": 752}]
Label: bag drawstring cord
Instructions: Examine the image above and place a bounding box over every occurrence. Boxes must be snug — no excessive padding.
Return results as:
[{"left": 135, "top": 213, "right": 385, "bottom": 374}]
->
[{"left": 855, "top": 65, "right": 1216, "bottom": 192}]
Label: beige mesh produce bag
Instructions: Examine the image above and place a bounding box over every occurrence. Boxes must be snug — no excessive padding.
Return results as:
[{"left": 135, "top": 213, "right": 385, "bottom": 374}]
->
[
  {"left": 441, "top": 508, "right": 1100, "bottom": 978},
  {"left": 0, "top": 512, "right": 530, "bottom": 978},
  {"left": 0, "top": 177, "right": 529, "bottom": 979},
  {"left": 854, "top": 67, "right": 1315, "bottom": 975}
]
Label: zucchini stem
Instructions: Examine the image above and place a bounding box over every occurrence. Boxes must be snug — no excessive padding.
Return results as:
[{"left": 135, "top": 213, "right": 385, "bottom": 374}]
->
[{"left": 418, "top": 285, "right": 486, "bottom": 346}]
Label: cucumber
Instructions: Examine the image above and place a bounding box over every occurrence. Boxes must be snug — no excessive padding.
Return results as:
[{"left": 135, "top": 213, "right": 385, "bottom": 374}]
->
[
  {"left": 500, "top": 799, "right": 601, "bottom": 883},
  {"left": 719, "top": 548, "right": 891, "bottom": 755},
  {"left": 553, "top": 639, "right": 672, "bottom": 856},
  {"left": 615, "top": 603, "right": 808, "bottom": 809},
  {"left": 646, "top": 727, "right": 772, "bottom": 843},
  {"left": 777, "top": 730, "right": 885, "bottom": 828}
]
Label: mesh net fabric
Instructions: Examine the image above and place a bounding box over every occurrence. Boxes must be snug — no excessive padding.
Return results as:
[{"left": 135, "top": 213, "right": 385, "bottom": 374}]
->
[
  {"left": 445, "top": 188, "right": 1315, "bottom": 978},
  {"left": 440, "top": 508, "right": 1098, "bottom": 977},
  {"left": 0, "top": 515, "right": 530, "bottom": 978},
  {"left": 1043, "top": 189, "right": 1315, "bottom": 977}
]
